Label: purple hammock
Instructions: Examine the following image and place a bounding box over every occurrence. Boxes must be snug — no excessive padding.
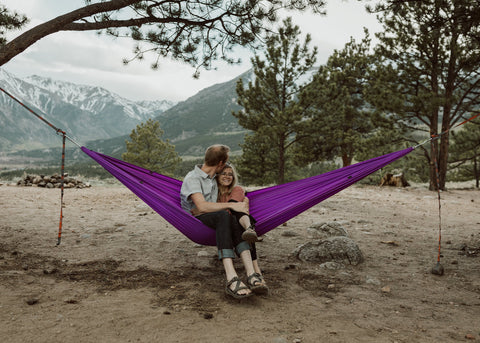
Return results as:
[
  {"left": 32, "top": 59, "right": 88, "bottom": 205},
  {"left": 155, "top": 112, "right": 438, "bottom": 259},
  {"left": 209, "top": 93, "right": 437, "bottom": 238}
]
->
[{"left": 82, "top": 147, "right": 413, "bottom": 246}]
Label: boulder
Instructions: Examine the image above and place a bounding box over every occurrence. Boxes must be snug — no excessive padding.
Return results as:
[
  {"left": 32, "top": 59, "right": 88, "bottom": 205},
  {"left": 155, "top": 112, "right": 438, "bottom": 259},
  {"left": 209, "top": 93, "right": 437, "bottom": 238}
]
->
[
  {"left": 307, "top": 221, "right": 348, "bottom": 239},
  {"left": 32, "top": 176, "right": 43, "bottom": 184},
  {"left": 293, "top": 236, "right": 364, "bottom": 265}
]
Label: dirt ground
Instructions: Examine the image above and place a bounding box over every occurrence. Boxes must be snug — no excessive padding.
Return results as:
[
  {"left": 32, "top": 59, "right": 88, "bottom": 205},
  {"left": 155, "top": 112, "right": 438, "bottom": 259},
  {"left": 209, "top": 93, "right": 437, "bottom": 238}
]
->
[{"left": 0, "top": 180, "right": 479, "bottom": 343}]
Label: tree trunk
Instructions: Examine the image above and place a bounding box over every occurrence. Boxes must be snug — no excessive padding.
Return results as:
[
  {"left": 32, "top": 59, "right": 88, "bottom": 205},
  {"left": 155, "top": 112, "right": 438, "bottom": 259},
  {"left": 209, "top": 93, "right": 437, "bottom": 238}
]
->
[
  {"left": 341, "top": 143, "right": 353, "bottom": 167},
  {"left": 341, "top": 152, "right": 352, "bottom": 167},
  {"left": 278, "top": 142, "right": 285, "bottom": 184},
  {"left": 428, "top": 109, "right": 439, "bottom": 191},
  {"left": 0, "top": 0, "right": 139, "bottom": 66},
  {"left": 437, "top": 4, "right": 459, "bottom": 191},
  {"left": 474, "top": 155, "right": 479, "bottom": 188},
  {"left": 438, "top": 134, "right": 449, "bottom": 190},
  {"left": 437, "top": 106, "right": 452, "bottom": 191},
  {"left": 428, "top": 2, "right": 442, "bottom": 191},
  {"left": 429, "top": 139, "right": 439, "bottom": 191}
]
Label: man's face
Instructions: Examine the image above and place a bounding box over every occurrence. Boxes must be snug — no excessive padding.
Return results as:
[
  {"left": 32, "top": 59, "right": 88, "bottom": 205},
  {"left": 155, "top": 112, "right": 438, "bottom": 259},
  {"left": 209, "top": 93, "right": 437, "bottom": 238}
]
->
[{"left": 215, "top": 159, "right": 228, "bottom": 173}]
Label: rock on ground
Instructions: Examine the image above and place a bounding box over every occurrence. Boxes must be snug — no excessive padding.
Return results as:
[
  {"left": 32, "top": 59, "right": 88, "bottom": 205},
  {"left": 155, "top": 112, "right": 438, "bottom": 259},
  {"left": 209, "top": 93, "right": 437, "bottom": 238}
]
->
[{"left": 293, "top": 236, "right": 364, "bottom": 265}]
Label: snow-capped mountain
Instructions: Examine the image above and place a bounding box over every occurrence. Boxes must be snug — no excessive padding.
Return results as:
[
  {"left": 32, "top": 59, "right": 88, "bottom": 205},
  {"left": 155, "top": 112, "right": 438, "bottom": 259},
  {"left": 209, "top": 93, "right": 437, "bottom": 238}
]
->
[
  {"left": 1, "top": 65, "right": 319, "bottom": 159},
  {"left": 24, "top": 75, "right": 173, "bottom": 120},
  {"left": 0, "top": 69, "right": 175, "bottom": 151}
]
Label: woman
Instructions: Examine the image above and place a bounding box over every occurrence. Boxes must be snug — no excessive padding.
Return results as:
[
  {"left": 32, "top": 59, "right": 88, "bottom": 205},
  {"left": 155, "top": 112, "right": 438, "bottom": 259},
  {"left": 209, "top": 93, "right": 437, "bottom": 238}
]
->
[{"left": 217, "top": 162, "right": 268, "bottom": 294}]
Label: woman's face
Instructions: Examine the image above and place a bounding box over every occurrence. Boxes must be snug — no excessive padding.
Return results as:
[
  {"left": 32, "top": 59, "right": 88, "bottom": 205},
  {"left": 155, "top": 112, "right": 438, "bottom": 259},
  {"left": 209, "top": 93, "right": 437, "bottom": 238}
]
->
[{"left": 219, "top": 167, "right": 234, "bottom": 187}]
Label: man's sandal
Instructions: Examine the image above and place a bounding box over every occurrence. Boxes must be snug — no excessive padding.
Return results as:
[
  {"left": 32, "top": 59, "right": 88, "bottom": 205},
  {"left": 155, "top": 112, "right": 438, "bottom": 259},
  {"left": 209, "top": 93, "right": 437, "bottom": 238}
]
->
[
  {"left": 247, "top": 272, "right": 269, "bottom": 295},
  {"left": 242, "top": 227, "right": 263, "bottom": 243},
  {"left": 225, "top": 277, "right": 253, "bottom": 299}
]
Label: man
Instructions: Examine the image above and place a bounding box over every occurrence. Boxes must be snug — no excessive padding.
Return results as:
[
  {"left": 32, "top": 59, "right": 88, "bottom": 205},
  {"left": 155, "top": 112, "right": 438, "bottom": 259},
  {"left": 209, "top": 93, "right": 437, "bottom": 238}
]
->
[{"left": 180, "top": 144, "right": 265, "bottom": 299}]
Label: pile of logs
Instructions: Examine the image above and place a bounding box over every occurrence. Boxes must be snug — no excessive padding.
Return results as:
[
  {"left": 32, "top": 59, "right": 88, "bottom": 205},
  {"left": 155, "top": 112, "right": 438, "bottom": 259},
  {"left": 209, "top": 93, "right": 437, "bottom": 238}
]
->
[{"left": 17, "top": 173, "right": 90, "bottom": 189}]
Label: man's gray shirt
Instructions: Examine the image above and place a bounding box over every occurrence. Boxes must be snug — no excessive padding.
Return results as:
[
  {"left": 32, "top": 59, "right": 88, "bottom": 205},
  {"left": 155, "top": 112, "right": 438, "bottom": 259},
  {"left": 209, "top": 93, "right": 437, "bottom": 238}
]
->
[{"left": 180, "top": 165, "right": 218, "bottom": 213}]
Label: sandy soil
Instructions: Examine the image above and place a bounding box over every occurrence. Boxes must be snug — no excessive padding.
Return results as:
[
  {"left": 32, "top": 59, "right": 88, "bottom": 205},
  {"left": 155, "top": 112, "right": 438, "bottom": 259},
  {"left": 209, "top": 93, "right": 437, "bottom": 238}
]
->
[{"left": 0, "top": 181, "right": 479, "bottom": 343}]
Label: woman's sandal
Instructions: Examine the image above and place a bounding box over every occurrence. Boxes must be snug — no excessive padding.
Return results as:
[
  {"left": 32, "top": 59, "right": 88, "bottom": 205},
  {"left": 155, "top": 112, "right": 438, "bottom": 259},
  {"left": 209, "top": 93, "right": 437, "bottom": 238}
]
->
[
  {"left": 242, "top": 227, "right": 263, "bottom": 243},
  {"left": 247, "top": 272, "right": 269, "bottom": 295},
  {"left": 225, "top": 276, "right": 253, "bottom": 299}
]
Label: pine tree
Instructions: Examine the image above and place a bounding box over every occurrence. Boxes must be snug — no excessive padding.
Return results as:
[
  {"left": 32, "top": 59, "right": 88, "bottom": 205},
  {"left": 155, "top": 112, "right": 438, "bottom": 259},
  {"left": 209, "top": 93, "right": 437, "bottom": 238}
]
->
[
  {"left": 122, "top": 119, "right": 181, "bottom": 176},
  {"left": 449, "top": 119, "right": 480, "bottom": 188},
  {"left": 296, "top": 31, "right": 402, "bottom": 167},
  {"left": 0, "top": 5, "right": 28, "bottom": 45},
  {"left": 370, "top": 0, "right": 480, "bottom": 190},
  {"left": 233, "top": 133, "right": 279, "bottom": 185},
  {"left": 233, "top": 17, "right": 317, "bottom": 184}
]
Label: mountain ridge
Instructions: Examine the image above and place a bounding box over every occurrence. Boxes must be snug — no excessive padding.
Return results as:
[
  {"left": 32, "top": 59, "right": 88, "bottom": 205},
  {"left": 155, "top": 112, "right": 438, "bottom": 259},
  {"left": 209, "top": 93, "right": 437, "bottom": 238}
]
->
[
  {"left": 0, "top": 68, "right": 175, "bottom": 151},
  {"left": 1, "top": 66, "right": 316, "bottom": 166}
]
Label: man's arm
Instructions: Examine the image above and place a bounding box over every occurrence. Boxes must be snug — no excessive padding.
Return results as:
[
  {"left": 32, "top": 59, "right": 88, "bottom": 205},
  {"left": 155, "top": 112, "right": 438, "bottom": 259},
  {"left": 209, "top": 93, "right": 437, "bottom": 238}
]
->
[{"left": 190, "top": 192, "right": 249, "bottom": 216}]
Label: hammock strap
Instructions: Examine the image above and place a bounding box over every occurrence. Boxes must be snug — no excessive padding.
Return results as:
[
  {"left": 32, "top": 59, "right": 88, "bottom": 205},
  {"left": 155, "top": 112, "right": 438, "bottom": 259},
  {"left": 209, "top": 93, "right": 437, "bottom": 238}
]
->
[
  {"left": 57, "top": 133, "right": 66, "bottom": 246},
  {"left": 414, "top": 112, "right": 480, "bottom": 148}
]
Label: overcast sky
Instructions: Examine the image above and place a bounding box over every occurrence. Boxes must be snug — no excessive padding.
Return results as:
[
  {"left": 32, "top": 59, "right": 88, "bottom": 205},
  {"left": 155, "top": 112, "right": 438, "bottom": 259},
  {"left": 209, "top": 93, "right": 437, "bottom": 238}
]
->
[{"left": 2, "top": 0, "right": 382, "bottom": 102}]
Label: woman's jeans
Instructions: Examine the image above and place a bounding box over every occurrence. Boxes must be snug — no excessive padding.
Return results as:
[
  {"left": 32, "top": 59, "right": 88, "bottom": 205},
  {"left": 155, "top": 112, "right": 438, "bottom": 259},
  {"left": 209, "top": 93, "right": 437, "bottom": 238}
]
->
[{"left": 196, "top": 210, "right": 251, "bottom": 260}]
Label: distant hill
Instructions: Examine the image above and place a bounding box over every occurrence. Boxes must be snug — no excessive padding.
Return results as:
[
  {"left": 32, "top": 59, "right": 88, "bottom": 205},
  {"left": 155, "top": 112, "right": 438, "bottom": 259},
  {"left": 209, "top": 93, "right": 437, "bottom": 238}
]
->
[
  {"left": 157, "top": 70, "right": 250, "bottom": 139},
  {"left": 84, "top": 69, "right": 254, "bottom": 158},
  {"left": 91, "top": 69, "right": 255, "bottom": 157}
]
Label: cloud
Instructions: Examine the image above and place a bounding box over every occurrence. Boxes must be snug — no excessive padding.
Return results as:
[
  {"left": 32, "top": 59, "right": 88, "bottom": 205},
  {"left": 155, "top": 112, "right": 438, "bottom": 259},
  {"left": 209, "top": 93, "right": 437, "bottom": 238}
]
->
[{"left": 2, "top": 0, "right": 383, "bottom": 102}]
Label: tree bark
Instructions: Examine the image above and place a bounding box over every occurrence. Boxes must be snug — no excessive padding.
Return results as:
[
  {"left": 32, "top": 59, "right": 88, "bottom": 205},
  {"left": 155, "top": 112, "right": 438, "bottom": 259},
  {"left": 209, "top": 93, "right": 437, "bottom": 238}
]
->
[
  {"left": 428, "top": 105, "right": 439, "bottom": 191},
  {"left": 428, "top": 3, "right": 442, "bottom": 191},
  {"left": 278, "top": 138, "right": 285, "bottom": 184},
  {"left": 341, "top": 152, "right": 352, "bottom": 167},
  {"left": 437, "top": 8, "right": 459, "bottom": 191},
  {"left": 474, "top": 155, "right": 479, "bottom": 188},
  {"left": 0, "top": 0, "right": 141, "bottom": 66}
]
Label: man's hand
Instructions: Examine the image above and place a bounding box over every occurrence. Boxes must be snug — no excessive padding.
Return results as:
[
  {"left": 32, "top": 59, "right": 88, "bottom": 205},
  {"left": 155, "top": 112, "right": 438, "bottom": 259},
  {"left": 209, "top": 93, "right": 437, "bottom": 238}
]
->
[
  {"left": 189, "top": 192, "right": 249, "bottom": 215},
  {"left": 190, "top": 207, "right": 202, "bottom": 216},
  {"left": 229, "top": 201, "right": 249, "bottom": 215}
]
